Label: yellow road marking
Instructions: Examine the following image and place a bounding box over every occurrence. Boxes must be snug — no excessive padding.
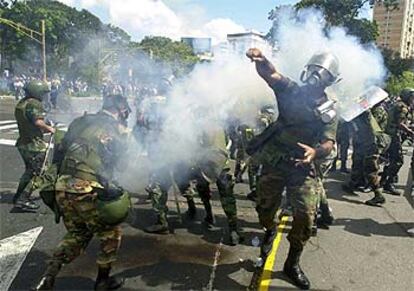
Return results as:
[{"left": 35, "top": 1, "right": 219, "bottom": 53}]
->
[{"left": 259, "top": 215, "right": 289, "bottom": 291}]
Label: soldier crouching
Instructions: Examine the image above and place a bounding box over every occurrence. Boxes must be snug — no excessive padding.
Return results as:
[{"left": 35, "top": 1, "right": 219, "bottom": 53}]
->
[{"left": 34, "top": 95, "right": 131, "bottom": 290}]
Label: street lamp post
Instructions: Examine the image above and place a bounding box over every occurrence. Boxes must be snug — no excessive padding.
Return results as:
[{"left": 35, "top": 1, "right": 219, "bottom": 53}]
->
[
  {"left": 0, "top": 18, "right": 47, "bottom": 81},
  {"left": 41, "top": 20, "right": 46, "bottom": 81}
]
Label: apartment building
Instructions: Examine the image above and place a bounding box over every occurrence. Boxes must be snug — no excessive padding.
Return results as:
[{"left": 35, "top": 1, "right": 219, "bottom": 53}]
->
[{"left": 374, "top": 0, "right": 414, "bottom": 58}]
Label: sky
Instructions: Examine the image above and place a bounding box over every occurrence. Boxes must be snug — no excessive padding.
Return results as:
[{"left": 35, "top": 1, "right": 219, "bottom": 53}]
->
[{"left": 58, "top": 0, "right": 373, "bottom": 43}]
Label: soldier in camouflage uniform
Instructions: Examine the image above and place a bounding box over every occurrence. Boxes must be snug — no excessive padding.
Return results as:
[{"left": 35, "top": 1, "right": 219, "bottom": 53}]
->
[
  {"left": 246, "top": 105, "right": 276, "bottom": 202},
  {"left": 342, "top": 108, "right": 389, "bottom": 206},
  {"left": 314, "top": 144, "right": 336, "bottom": 228},
  {"left": 145, "top": 111, "right": 242, "bottom": 245},
  {"left": 234, "top": 123, "right": 253, "bottom": 183},
  {"left": 191, "top": 122, "right": 242, "bottom": 245},
  {"left": 144, "top": 162, "right": 197, "bottom": 234},
  {"left": 247, "top": 48, "right": 339, "bottom": 290},
  {"left": 381, "top": 88, "right": 414, "bottom": 195},
  {"left": 13, "top": 80, "right": 55, "bottom": 212},
  {"left": 334, "top": 120, "right": 351, "bottom": 173},
  {"left": 143, "top": 93, "right": 197, "bottom": 234},
  {"left": 34, "top": 95, "right": 131, "bottom": 291}
]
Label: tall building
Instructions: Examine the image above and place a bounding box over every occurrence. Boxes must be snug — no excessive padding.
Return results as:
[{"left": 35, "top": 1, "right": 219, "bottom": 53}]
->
[
  {"left": 181, "top": 37, "right": 212, "bottom": 55},
  {"left": 181, "top": 37, "right": 213, "bottom": 61},
  {"left": 373, "top": 0, "right": 414, "bottom": 59},
  {"left": 226, "top": 30, "right": 268, "bottom": 55}
]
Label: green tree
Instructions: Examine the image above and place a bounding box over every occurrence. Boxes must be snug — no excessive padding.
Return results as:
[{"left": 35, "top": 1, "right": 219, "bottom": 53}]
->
[
  {"left": 0, "top": 0, "right": 130, "bottom": 86},
  {"left": 381, "top": 48, "right": 414, "bottom": 77},
  {"left": 291, "top": 0, "right": 399, "bottom": 43},
  {"left": 136, "top": 36, "right": 199, "bottom": 77},
  {"left": 386, "top": 71, "right": 414, "bottom": 96}
]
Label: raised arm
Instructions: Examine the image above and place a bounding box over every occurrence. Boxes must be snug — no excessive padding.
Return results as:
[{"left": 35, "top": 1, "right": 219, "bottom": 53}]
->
[{"left": 246, "top": 48, "right": 284, "bottom": 89}]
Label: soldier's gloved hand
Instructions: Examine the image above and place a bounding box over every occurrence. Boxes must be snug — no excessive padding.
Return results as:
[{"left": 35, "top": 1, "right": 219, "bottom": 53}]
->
[
  {"left": 246, "top": 48, "right": 265, "bottom": 62},
  {"left": 107, "top": 183, "right": 124, "bottom": 200},
  {"left": 98, "top": 179, "right": 124, "bottom": 201}
]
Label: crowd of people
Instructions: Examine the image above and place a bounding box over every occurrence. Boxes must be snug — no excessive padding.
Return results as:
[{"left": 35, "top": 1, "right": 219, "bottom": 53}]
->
[{"left": 10, "top": 48, "right": 413, "bottom": 291}]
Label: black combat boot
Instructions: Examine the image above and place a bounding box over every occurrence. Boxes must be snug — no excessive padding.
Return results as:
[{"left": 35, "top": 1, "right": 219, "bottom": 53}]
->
[
  {"left": 260, "top": 226, "right": 277, "bottom": 258},
  {"left": 246, "top": 190, "right": 257, "bottom": 202},
  {"left": 283, "top": 247, "right": 311, "bottom": 290},
  {"left": 144, "top": 214, "right": 168, "bottom": 234},
  {"left": 186, "top": 198, "right": 197, "bottom": 220},
  {"left": 32, "top": 261, "right": 62, "bottom": 290},
  {"left": 383, "top": 181, "right": 401, "bottom": 196},
  {"left": 317, "top": 203, "right": 334, "bottom": 228},
  {"left": 365, "top": 189, "right": 386, "bottom": 206},
  {"left": 14, "top": 191, "right": 39, "bottom": 213},
  {"left": 278, "top": 206, "right": 293, "bottom": 219},
  {"left": 228, "top": 221, "right": 244, "bottom": 246},
  {"left": 94, "top": 265, "right": 124, "bottom": 291}
]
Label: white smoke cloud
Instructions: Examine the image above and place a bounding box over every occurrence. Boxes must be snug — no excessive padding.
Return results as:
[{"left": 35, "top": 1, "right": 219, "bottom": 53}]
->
[
  {"left": 143, "top": 55, "right": 276, "bottom": 169},
  {"left": 136, "top": 7, "right": 387, "bottom": 170},
  {"left": 270, "top": 8, "right": 386, "bottom": 110},
  {"left": 58, "top": 0, "right": 246, "bottom": 43}
]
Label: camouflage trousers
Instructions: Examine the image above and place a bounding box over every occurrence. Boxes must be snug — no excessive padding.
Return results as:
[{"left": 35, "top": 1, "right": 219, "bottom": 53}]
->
[
  {"left": 15, "top": 147, "right": 45, "bottom": 202},
  {"left": 51, "top": 191, "right": 122, "bottom": 266},
  {"left": 147, "top": 163, "right": 195, "bottom": 219},
  {"left": 147, "top": 164, "right": 238, "bottom": 226},
  {"left": 256, "top": 160, "right": 319, "bottom": 251},
  {"left": 350, "top": 150, "right": 380, "bottom": 189},
  {"left": 382, "top": 137, "right": 404, "bottom": 181},
  {"left": 192, "top": 167, "right": 238, "bottom": 226}
]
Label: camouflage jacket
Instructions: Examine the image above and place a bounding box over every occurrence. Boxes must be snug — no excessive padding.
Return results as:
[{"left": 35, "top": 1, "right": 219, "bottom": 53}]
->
[
  {"left": 56, "top": 110, "right": 128, "bottom": 193},
  {"left": 257, "top": 77, "right": 338, "bottom": 166},
  {"left": 14, "top": 97, "right": 47, "bottom": 151},
  {"left": 386, "top": 100, "right": 411, "bottom": 137}
]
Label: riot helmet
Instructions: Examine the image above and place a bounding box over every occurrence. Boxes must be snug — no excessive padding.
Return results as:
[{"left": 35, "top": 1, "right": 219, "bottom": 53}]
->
[
  {"left": 24, "top": 80, "right": 50, "bottom": 100},
  {"left": 300, "top": 52, "right": 341, "bottom": 88},
  {"left": 103, "top": 94, "right": 132, "bottom": 124}
]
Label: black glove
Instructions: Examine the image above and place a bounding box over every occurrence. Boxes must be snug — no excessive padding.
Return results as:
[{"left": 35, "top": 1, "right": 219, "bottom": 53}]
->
[{"left": 97, "top": 177, "right": 124, "bottom": 201}]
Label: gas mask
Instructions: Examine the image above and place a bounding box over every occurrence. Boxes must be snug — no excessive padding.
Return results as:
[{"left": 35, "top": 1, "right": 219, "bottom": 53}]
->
[
  {"left": 314, "top": 99, "right": 336, "bottom": 123},
  {"left": 301, "top": 52, "right": 341, "bottom": 88},
  {"left": 300, "top": 65, "right": 336, "bottom": 88}
]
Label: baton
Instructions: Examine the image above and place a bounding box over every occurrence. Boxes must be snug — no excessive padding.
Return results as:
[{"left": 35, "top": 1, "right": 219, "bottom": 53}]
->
[{"left": 40, "top": 129, "right": 55, "bottom": 176}]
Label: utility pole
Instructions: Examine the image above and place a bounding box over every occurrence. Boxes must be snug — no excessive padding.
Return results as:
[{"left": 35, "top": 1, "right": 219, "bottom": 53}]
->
[
  {"left": 0, "top": 18, "right": 47, "bottom": 80},
  {"left": 41, "top": 20, "right": 46, "bottom": 81}
]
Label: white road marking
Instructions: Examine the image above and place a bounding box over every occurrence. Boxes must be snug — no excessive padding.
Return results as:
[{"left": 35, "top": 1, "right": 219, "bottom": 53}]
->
[
  {"left": 0, "top": 124, "right": 18, "bottom": 131},
  {"left": 0, "top": 139, "right": 16, "bottom": 146},
  {"left": 207, "top": 235, "right": 223, "bottom": 291},
  {"left": 0, "top": 120, "right": 15, "bottom": 125},
  {"left": 0, "top": 138, "right": 56, "bottom": 148},
  {"left": 0, "top": 227, "right": 43, "bottom": 291}
]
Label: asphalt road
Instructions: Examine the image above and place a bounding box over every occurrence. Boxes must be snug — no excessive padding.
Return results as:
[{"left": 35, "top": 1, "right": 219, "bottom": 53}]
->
[{"left": 0, "top": 97, "right": 413, "bottom": 291}]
